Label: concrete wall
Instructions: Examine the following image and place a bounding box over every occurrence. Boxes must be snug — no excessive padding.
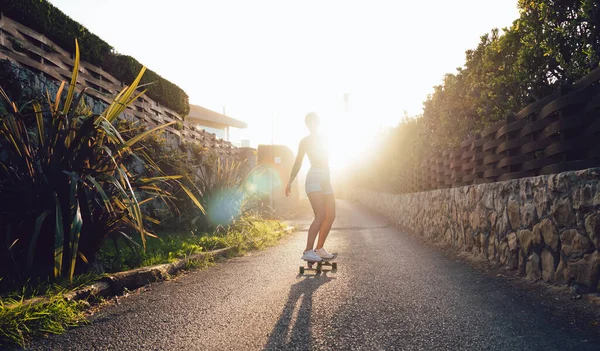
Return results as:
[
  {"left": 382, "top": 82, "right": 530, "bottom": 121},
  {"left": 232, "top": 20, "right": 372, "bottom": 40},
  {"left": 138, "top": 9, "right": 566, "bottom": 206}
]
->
[
  {"left": 257, "top": 145, "right": 299, "bottom": 216},
  {"left": 348, "top": 168, "right": 600, "bottom": 292}
]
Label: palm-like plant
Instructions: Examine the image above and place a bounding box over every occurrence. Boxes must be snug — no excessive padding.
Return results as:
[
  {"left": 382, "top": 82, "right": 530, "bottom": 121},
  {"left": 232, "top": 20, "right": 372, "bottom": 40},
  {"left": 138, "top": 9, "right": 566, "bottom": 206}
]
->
[
  {"left": 189, "top": 156, "right": 264, "bottom": 231},
  {"left": 0, "top": 40, "right": 201, "bottom": 284}
]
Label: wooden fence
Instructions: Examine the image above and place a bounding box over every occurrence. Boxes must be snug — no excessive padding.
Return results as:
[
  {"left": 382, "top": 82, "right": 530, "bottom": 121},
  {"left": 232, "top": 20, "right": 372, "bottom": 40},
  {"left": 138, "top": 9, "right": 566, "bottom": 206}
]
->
[
  {"left": 0, "top": 13, "right": 246, "bottom": 158},
  {"left": 395, "top": 66, "right": 600, "bottom": 194}
]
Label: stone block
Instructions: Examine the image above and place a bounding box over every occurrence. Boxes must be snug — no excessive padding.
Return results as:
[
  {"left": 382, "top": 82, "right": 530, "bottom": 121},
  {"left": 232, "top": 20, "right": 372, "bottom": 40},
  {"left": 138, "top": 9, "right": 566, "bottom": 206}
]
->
[
  {"left": 478, "top": 232, "right": 487, "bottom": 250},
  {"left": 536, "top": 218, "right": 559, "bottom": 252},
  {"left": 444, "top": 228, "right": 452, "bottom": 244},
  {"left": 552, "top": 198, "right": 575, "bottom": 227},
  {"left": 488, "top": 233, "right": 497, "bottom": 262},
  {"left": 507, "top": 250, "right": 518, "bottom": 270},
  {"left": 469, "top": 208, "right": 481, "bottom": 231},
  {"left": 541, "top": 249, "right": 556, "bottom": 282},
  {"left": 508, "top": 232, "right": 518, "bottom": 251},
  {"left": 519, "top": 179, "right": 533, "bottom": 202},
  {"left": 533, "top": 185, "right": 550, "bottom": 219},
  {"left": 520, "top": 202, "right": 537, "bottom": 229},
  {"left": 518, "top": 250, "right": 527, "bottom": 274},
  {"left": 496, "top": 210, "right": 509, "bottom": 237},
  {"left": 494, "top": 189, "right": 506, "bottom": 213},
  {"left": 548, "top": 172, "right": 571, "bottom": 194},
  {"left": 572, "top": 183, "right": 594, "bottom": 210},
  {"left": 594, "top": 182, "right": 600, "bottom": 206},
  {"left": 560, "top": 229, "right": 592, "bottom": 259},
  {"left": 488, "top": 211, "right": 498, "bottom": 228},
  {"left": 464, "top": 231, "right": 475, "bottom": 251},
  {"left": 507, "top": 198, "right": 520, "bottom": 229},
  {"left": 526, "top": 252, "right": 541, "bottom": 280},
  {"left": 518, "top": 229, "right": 540, "bottom": 254},
  {"left": 499, "top": 240, "right": 509, "bottom": 265},
  {"left": 584, "top": 212, "right": 600, "bottom": 249},
  {"left": 555, "top": 258, "right": 569, "bottom": 284},
  {"left": 568, "top": 251, "right": 600, "bottom": 292},
  {"left": 482, "top": 189, "right": 494, "bottom": 210}
]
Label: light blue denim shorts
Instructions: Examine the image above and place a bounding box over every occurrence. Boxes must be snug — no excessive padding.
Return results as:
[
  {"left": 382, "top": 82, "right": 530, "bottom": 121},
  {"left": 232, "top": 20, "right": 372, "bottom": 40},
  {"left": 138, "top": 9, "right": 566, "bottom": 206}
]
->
[{"left": 305, "top": 167, "right": 334, "bottom": 195}]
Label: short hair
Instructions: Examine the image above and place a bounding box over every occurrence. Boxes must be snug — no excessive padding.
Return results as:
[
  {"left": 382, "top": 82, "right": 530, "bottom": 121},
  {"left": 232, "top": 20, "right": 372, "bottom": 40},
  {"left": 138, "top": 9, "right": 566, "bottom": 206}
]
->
[{"left": 305, "top": 112, "right": 319, "bottom": 125}]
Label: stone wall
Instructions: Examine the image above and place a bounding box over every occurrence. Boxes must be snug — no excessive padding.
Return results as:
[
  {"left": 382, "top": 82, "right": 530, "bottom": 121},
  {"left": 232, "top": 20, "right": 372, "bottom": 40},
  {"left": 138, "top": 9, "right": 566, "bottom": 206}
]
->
[{"left": 348, "top": 168, "right": 600, "bottom": 292}]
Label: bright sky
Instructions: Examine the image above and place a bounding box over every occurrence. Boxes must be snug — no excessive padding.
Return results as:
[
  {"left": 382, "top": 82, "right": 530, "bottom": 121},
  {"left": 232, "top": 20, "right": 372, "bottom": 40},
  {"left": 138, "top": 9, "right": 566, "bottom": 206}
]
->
[{"left": 48, "top": 0, "right": 519, "bottom": 169}]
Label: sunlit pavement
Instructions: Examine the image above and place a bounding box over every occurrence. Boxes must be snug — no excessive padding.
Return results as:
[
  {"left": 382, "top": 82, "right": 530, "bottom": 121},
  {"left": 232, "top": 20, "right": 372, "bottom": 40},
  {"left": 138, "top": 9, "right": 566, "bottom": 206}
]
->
[{"left": 29, "top": 200, "right": 600, "bottom": 351}]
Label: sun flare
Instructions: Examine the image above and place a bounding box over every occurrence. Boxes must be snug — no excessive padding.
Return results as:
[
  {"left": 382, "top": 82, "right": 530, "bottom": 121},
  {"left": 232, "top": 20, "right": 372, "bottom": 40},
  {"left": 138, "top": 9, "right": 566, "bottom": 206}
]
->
[{"left": 321, "top": 112, "right": 374, "bottom": 172}]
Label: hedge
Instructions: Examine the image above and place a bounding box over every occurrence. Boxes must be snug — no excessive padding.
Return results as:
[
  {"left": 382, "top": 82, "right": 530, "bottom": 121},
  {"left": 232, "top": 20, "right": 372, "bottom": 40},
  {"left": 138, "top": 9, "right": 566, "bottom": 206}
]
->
[{"left": 0, "top": 0, "right": 190, "bottom": 115}]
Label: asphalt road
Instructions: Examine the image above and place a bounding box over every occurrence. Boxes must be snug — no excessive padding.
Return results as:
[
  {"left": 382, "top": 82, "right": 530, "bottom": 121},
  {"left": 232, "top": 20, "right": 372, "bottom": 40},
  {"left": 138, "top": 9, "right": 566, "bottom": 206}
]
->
[{"left": 28, "top": 200, "right": 600, "bottom": 351}]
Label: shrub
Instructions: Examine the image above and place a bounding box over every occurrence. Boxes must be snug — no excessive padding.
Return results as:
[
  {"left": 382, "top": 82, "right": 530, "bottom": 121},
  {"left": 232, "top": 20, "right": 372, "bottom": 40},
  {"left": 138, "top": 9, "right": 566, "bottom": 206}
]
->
[
  {"left": 102, "top": 55, "right": 190, "bottom": 115},
  {"left": 0, "top": 40, "right": 201, "bottom": 287},
  {"left": 0, "top": 0, "right": 112, "bottom": 68},
  {"left": 0, "top": 0, "right": 190, "bottom": 115}
]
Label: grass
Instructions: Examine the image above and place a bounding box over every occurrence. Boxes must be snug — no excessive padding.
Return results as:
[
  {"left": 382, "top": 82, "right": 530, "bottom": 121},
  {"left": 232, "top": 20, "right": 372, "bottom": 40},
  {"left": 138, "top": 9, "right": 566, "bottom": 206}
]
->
[
  {"left": 0, "top": 295, "right": 88, "bottom": 348},
  {"left": 0, "top": 276, "right": 96, "bottom": 349},
  {"left": 0, "top": 216, "right": 290, "bottom": 348},
  {"left": 97, "top": 216, "right": 290, "bottom": 273}
]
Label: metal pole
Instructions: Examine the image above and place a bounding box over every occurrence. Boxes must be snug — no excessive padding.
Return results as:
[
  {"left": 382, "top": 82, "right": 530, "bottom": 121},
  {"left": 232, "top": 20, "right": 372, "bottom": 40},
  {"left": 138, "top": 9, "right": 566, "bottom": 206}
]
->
[{"left": 269, "top": 113, "right": 275, "bottom": 213}]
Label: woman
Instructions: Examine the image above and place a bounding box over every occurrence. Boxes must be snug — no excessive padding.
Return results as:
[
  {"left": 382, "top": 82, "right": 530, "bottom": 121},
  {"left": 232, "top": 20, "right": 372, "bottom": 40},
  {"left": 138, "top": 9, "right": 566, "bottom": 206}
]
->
[{"left": 285, "top": 112, "right": 336, "bottom": 262}]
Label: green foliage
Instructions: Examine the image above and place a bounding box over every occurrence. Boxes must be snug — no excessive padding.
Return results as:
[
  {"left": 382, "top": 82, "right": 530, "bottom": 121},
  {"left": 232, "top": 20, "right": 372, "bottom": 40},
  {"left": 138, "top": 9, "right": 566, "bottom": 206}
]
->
[
  {"left": 194, "top": 157, "right": 259, "bottom": 230},
  {"left": 361, "top": 0, "right": 600, "bottom": 192},
  {"left": 0, "top": 0, "right": 111, "bottom": 67},
  {"left": 0, "top": 294, "right": 87, "bottom": 348},
  {"left": 131, "top": 126, "right": 260, "bottom": 232},
  {"left": 420, "top": 0, "right": 599, "bottom": 152},
  {"left": 0, "top": 41, "right": 198, "bottom": 287},
  {"left": 517, "top": 0, "right": 600, "bottom": 88},
  {"left": 0, "top": 0, "right": 190, "bottom": 115},
  {"left": 357, "top": 116, "right": 425, "bottom": 192},
  {"left": 97, "top": 216, "right": 287, "bottom": 273},
  {"left": 0, "top": 215, "right": 289, "bottom": 348},
  {"left": 103, "top": 55, "right": 190, "bottom": 115}
]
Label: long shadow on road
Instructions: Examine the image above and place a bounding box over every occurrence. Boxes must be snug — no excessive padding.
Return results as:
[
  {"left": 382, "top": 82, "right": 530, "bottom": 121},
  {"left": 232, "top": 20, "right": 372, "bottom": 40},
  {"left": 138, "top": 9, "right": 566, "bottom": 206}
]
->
[{"left": 264, "top": 273, "right": 334, "bottom": 351}]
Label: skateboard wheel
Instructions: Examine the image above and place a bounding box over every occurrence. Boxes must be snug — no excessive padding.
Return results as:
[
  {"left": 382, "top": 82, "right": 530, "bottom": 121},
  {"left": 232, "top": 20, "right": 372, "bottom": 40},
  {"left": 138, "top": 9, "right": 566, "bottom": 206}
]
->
[
  {"left": 299, "top": 266, "right": 304, "bottom": 274},
  {"left": 332, "top": 263, "right": 337, "bottom": 270}
]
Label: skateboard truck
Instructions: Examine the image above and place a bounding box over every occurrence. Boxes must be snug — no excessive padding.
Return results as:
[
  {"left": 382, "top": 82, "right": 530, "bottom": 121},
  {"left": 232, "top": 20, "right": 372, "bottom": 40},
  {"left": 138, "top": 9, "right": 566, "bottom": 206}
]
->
[{"left": 299, "top": 255, "right": 337, "bottom": 274}]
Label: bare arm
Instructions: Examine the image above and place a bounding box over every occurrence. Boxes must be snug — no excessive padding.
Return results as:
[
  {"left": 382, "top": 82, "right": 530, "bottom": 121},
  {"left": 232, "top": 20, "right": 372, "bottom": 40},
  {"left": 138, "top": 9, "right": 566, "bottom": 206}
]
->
[{"left": 288, "top": 139, "right": 306, "bottom": 185}]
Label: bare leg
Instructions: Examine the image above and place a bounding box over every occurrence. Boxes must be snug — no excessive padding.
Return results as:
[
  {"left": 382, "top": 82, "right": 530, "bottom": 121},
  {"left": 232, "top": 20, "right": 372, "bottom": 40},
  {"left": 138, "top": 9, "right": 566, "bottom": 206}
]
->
[
  {"left": 315, "top": 194, "right": 336, "bottom": 249},
  {"left": 306, "top": 191, "right": 326, "bottom": 251}
]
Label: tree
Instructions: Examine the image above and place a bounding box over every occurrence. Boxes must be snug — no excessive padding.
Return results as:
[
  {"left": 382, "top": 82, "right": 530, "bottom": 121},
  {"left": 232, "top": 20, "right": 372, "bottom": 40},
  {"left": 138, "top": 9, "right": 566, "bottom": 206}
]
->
[
  {"left": 516, "top": 0, "right": 600, "bottom": 91},
  {"left": 361, "top": 0, "right": 600, "bottom": 193}
]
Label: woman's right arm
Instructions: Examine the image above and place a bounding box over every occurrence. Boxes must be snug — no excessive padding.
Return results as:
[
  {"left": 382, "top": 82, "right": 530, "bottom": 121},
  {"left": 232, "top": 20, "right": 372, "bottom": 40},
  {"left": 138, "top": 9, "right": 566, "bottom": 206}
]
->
[{"left": 285, "top": 139, "right": 305, "bottom": 196}]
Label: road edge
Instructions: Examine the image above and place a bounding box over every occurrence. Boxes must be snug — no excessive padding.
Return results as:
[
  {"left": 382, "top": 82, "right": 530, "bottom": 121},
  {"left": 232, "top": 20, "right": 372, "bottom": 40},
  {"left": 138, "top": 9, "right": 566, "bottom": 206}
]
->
[{"left": 9, "top": 224, "right": 297, "bottom": 310}]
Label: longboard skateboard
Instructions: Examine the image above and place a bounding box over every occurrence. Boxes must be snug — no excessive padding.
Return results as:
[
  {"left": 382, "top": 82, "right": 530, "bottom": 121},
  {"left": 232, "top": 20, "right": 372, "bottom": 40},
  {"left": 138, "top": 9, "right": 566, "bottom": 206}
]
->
[{"left": 300, "top": 254, "right": 338, "bottom": 274}]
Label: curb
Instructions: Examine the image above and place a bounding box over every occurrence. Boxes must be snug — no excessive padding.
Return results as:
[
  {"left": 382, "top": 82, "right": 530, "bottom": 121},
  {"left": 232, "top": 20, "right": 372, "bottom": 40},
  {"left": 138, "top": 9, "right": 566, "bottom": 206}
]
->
[
  {"left": 8, "top": 246, "right": 237, "bottom": 310},
  {"left": 8, "top": 224, "right": 296, "bottom": 310}
]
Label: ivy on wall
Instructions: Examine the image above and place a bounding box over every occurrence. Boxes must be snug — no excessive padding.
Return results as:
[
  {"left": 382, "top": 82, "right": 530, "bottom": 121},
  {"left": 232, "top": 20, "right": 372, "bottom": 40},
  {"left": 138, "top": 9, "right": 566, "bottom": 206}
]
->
[{"left": 0, "top": 0, "right": 190, "bottom": 115}]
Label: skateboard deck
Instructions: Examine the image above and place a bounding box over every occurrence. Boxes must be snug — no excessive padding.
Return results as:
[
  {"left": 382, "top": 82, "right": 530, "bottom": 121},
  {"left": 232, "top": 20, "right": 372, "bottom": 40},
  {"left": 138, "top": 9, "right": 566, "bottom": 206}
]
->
[{"left": 300, "top": 254, "right": 338, "bottom": 274}]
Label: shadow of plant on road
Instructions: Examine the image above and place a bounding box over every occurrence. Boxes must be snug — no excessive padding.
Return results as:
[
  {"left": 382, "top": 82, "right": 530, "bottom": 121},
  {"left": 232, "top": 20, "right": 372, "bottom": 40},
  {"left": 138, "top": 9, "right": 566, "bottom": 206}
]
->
[{"left": 263, "top": 273, "right": 334, "bottom": 350}]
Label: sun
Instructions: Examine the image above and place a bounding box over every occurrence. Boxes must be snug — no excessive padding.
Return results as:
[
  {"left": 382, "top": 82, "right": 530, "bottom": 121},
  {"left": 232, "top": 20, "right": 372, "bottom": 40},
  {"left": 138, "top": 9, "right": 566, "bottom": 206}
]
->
[{"left": 322, "top": 112, "right": 372, "bottom": 172}]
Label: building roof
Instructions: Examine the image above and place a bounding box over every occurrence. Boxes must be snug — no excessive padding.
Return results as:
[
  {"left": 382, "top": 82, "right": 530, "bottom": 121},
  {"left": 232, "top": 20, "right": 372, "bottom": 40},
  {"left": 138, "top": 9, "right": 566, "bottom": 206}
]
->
[{"left": 186, "top": 104, "right": 247, "bottom": 129}]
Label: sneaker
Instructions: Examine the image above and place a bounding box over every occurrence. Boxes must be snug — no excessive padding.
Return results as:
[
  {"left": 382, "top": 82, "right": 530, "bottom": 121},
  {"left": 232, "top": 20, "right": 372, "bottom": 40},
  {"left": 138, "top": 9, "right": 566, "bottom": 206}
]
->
[
  {"left": 315, "top": 248, "right": 334, "bottom": 259},
  {"left": 301, "top": 250, "right": 322, "bottom": 262}
]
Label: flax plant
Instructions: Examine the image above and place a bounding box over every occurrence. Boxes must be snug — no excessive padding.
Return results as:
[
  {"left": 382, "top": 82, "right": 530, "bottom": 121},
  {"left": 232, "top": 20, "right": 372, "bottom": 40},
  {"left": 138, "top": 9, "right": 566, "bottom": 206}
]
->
[{"left": 0, "top": 40, "right": 202, "bottom": 285}]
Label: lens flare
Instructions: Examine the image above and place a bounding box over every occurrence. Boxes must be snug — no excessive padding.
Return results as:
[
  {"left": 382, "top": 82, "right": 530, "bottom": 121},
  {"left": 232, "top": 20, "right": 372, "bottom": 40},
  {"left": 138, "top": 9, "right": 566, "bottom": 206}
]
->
[
  {"left": 245, "top": 167, "right": 281, "bottom": 195},
  {"left": 206, "top": 190, "right": 244, "bottom": 226}
]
